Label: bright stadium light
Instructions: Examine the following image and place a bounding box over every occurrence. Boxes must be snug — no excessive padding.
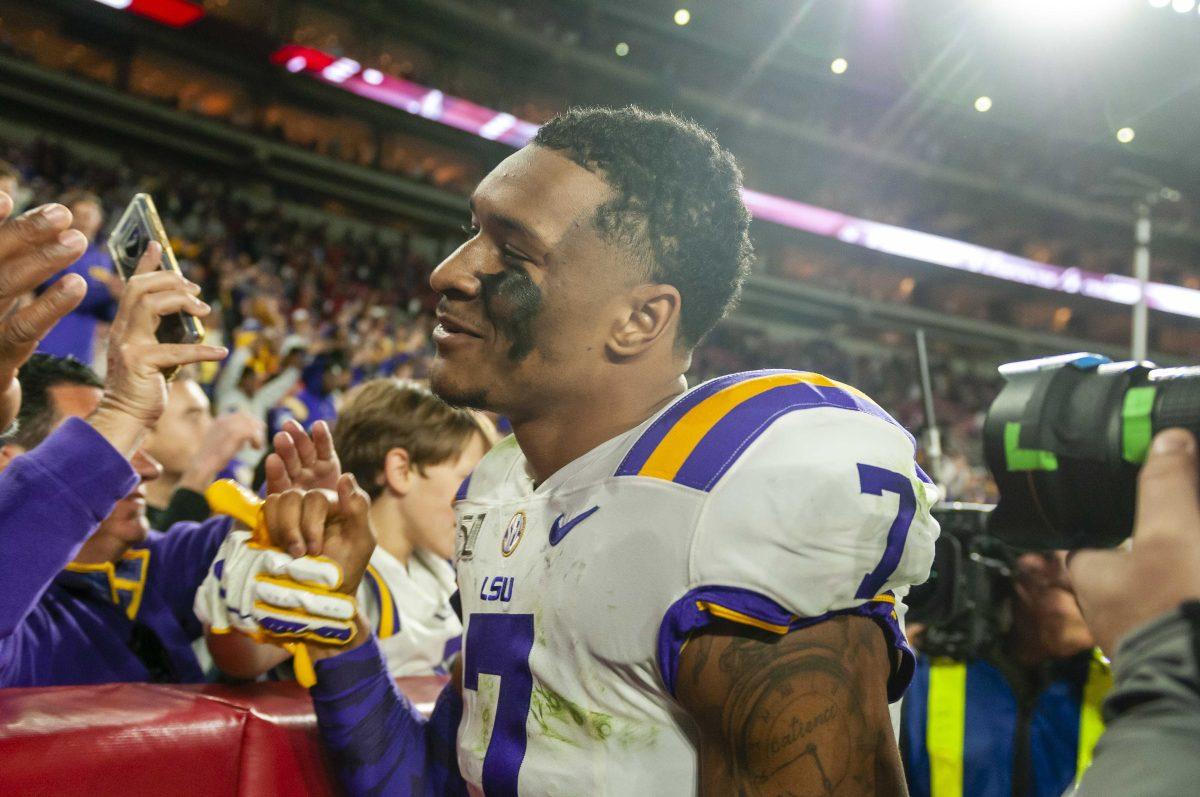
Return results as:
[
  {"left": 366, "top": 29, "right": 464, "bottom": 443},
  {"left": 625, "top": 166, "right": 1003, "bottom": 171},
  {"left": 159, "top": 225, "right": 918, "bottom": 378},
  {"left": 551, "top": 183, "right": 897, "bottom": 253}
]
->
[
  {"left": 1117, "top": 127, "right": 1136, "bottom": 143},
  {"left": 997, "top": 0, "right": 1126, "bottom": 30},
  {"left": 1172, "top": 0, "right": 1196, "bottom": 12},
  {"left": 272, "top": 42, "right": 1200, "bottom": 320},
  {"left": 1148, "top": 0, "right": 1170, "bottom": 6},
  {"left": 975, "top": 96, "right": 993, "bottom": 112},
  {"left": 285, "top": 55, "right": 307, "bottom": 73},
  {"left": 830, "top": 57, "right": 848, "bottom": 75},
  {"left": 322, "top": 57, "right": 361, "bottom": 84},
  {"left": 615, "top": 42, "right": 630, "bottom": 57},
  {"left": 91, "top": 0, "right": 203, "bottom": 26},
  {"left": 362, "top": 68, "right": 385, "bottom": 85},
  {"left": 674, "top": 8, "right": 691, "bottom": 25}
]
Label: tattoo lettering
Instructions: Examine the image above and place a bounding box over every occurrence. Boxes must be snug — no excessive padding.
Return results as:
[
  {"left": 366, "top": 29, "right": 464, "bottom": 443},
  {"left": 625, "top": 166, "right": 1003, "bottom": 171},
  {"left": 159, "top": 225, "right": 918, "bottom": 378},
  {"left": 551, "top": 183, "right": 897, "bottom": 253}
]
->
[{"left": 678, "top": 616, "right": 903, "bottom": 797}]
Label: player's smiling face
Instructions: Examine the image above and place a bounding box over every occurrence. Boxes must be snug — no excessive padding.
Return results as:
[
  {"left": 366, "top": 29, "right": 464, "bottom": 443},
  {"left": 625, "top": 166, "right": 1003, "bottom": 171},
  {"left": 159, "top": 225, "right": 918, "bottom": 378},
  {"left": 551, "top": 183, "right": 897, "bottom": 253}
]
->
[{"left": 429, "top": 145, "right": 644, "bottom": 418}]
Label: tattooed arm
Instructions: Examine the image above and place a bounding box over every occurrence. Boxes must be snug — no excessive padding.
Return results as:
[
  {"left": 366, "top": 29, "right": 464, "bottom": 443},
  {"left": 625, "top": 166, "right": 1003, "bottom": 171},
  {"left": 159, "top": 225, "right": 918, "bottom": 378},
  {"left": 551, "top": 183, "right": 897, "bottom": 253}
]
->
[{"left": 676, "top": 615, "right": 907, "bottom": 797}]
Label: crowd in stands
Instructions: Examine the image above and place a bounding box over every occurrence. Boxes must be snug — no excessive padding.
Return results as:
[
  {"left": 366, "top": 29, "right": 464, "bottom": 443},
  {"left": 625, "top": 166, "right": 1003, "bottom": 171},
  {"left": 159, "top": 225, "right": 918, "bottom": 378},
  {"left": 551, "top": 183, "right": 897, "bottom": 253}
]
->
[
  {"left": 281, "top": 0, "right": 1200, "bottom": 283},
  {"left": 2, "top": 134, "right": 1001, "bottom": 499},
  {"left": 1, "top": 3, "right": 1195, "bottom": 308}
]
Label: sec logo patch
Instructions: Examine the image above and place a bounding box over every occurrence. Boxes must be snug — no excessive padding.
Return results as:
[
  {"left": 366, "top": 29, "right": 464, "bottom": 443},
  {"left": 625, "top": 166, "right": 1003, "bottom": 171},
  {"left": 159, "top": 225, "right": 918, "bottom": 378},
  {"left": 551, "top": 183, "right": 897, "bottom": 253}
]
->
[{"left": 501, "top": 511, "right": 526, "bottom": 557}]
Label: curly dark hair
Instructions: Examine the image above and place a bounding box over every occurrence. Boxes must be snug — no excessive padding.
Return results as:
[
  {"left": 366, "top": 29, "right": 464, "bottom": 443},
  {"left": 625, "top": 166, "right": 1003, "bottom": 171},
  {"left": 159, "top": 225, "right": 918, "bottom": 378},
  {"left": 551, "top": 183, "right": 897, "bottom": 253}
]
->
[
  {"left": 3, "top": 354, "right": 102, "bottom": 450},
  {"left": 533, "top": 106, "right": 755, "bottom": 348}
]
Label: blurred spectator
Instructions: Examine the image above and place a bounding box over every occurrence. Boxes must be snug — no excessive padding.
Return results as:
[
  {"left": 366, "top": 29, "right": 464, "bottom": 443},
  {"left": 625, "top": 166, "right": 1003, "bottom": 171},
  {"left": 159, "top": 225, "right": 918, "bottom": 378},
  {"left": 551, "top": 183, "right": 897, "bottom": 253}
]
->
[
  {"left": 35, "top": 190, "right": 119, "bottom": 365},
  {"left": 0, "top": 348, "right": 225, "bottom": 686},
  {"left": 901, "top": 551, "right": 1108, "bottom": 797},
  {"left": 213, "top": 338, "right": 303, "bottom": 479},
  {"left": 0, "top": 160, "right": 20, "bottom": 208},
  {"left": 273, "top": 354, "right": 346, "bottom": 433},
  {"left": 0, "top": 354, "right": 103, "bottom": 467},
  {"left": 142, "top": 374, "right": 265, "bottom": 529}
]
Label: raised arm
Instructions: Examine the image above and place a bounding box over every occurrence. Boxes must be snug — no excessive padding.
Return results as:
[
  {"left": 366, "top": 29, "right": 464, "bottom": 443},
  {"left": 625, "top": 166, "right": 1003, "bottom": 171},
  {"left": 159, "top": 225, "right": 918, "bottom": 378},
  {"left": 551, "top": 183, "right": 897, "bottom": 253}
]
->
[
  {"left": 255, "top": 357, "right": 302, "bottom": 410},
  {"left": 0, "top": 196, "right": 89, "bottom": 431},
  {"left": 677, "top": 615, "right": 907, "bottom": 796},
  {"left": 0, "top": 232, "right": 223, "bottom": 680},
  {"left": 278, "top": 483, "right": 467, "bottom": 795},
  {"left": 213, "top": 344, "right": 251, "bottom": 412}
]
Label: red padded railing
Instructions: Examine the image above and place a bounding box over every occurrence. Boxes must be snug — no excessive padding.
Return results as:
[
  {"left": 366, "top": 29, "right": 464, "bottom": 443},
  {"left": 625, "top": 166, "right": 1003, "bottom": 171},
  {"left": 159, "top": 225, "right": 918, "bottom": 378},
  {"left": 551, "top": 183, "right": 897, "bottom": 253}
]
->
[{"left": 0, "top": 677, "right": 447, "bottom": 796}]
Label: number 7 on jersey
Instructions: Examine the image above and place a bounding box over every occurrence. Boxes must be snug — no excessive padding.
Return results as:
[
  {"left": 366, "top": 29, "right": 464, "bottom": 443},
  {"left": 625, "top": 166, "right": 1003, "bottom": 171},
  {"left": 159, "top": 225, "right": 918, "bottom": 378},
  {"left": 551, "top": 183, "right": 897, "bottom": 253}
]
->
[
  {"left": 854, "top": 462, "right": 917, "bottom": 600},
  {"left": 463, "top": 613, "right": 535, "bottom": 797}
]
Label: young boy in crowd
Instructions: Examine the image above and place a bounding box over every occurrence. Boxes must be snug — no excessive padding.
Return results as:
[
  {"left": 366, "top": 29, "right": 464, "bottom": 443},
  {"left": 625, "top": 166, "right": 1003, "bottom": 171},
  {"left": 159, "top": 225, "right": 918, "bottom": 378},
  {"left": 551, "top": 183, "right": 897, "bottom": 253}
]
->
[{"left": 201, "top": 378, "right": 494, "bottom": 678}]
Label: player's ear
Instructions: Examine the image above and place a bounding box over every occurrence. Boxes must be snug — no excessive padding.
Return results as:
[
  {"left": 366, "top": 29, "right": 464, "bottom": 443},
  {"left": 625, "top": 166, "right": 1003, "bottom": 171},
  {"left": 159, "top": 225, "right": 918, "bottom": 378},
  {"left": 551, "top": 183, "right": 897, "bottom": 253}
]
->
[
  {"left": 608, "top": 283, "right": 681, "bottom": 358},
  {"left": 382, "top": 447, "right": 414, "bottom": 496}
]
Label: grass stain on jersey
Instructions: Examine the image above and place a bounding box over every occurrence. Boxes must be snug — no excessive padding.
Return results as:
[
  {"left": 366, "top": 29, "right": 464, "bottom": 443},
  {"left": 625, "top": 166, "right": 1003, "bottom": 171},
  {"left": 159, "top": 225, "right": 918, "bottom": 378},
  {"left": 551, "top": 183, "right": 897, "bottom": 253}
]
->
[
  {"left": 529, "top": 686, "right": 658, "bottom": 750},
  {"left": 471, "top": 675, "right": 500, "bottom": 760}
]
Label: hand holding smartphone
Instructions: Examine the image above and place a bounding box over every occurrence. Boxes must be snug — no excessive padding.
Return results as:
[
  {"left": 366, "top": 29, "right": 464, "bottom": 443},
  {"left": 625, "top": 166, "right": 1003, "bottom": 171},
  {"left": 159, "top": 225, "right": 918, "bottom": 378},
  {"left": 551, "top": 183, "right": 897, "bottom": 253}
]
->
[{"left": 107, "top": 193, "right": 204, "bottom": 378}]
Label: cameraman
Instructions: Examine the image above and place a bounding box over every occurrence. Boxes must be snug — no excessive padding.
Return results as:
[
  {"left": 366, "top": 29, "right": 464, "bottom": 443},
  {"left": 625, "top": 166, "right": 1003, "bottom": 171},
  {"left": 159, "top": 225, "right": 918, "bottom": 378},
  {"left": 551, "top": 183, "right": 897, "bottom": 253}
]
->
[
  {"left": 1066, "top": 428, "right": 1200, "bottom": 796},
  {"left": 901, "top": 544, "right": 1110, "bottom": 796}
]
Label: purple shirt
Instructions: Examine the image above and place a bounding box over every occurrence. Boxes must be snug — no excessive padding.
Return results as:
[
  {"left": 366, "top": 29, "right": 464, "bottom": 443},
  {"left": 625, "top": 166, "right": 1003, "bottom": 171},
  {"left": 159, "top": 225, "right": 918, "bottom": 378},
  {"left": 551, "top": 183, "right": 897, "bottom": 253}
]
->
[
  {"left": 0, "top": 417, "right": 231, "bottom": 686},
  {"left": 36, "top": 242, "right": 118, "bottom": 364}
]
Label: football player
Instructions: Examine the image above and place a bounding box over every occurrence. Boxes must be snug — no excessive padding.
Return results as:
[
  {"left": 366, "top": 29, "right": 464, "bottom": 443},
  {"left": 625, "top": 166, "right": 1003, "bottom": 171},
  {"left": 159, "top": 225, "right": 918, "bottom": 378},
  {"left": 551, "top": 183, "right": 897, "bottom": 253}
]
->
[{"left": 208, "top": 106, "right": 938, "bottom": 795}]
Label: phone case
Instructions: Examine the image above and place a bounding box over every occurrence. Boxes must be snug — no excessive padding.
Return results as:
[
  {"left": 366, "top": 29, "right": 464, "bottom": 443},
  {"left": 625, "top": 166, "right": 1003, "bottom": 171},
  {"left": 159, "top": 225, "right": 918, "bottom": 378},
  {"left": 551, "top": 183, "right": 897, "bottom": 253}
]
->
[{"left": 107, "top": 193, "right": 205, "bottom": 379}]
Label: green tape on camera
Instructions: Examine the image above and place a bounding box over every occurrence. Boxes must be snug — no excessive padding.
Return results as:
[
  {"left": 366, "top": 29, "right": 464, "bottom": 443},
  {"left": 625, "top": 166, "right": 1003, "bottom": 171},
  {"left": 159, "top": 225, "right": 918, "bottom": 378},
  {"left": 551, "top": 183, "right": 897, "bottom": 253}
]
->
[
  {"left": 1121, "top": 386, "right": 1156, "bottom": 465},
  {"left": 1004, "top": 422, "right": 1058, "bottom": 472}
]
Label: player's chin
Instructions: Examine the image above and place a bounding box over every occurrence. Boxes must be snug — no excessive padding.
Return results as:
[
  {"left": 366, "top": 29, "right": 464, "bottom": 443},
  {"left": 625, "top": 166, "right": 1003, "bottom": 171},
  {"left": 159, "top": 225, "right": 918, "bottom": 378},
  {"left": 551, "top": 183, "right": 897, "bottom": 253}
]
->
[{"left": 429, "top": 359, "right": 491, "bottom": 411}]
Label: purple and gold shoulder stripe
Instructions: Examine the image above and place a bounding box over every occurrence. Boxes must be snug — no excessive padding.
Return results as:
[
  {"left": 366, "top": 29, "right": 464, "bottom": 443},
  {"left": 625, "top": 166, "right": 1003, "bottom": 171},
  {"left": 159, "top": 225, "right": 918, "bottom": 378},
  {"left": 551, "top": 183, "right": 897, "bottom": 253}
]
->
[{"left": 616, "top": 369, "right": 920, "bottom": 492}]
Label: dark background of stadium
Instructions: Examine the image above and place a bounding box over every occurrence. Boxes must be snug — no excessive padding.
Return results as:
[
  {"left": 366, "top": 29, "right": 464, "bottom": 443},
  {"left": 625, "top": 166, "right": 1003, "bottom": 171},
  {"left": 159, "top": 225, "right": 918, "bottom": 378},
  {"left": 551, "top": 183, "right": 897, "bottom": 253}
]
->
[{"left": 2, "top": 0, "right": 1198, "bottom": 502}]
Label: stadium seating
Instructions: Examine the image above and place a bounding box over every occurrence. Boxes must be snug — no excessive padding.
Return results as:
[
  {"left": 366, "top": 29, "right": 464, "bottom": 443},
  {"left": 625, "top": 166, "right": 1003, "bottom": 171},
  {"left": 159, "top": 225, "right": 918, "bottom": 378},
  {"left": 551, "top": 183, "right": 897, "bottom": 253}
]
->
[{"left": 0, "top": 676, "right": 447, "bottom": 795}]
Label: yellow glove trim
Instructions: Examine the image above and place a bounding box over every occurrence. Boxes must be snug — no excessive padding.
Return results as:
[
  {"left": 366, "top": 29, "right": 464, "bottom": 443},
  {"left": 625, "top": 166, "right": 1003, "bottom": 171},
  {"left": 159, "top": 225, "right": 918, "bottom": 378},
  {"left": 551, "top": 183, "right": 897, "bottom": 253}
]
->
[{"left": 288, "top": 644, "right": 317, "bottom": 687}]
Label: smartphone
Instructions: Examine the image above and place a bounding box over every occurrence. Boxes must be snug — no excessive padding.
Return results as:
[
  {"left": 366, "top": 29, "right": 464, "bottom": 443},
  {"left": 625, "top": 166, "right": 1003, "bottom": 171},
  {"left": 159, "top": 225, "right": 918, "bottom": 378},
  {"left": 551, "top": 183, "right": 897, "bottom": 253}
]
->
[{"left": 107, "top": 194, "right": 204, "bottom": 378}]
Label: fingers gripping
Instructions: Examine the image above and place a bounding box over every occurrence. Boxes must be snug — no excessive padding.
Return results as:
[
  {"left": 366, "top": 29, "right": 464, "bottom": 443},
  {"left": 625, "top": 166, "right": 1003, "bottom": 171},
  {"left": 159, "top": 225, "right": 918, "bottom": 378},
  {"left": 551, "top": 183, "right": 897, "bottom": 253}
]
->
[
  {"left": 196, "top": 529, "right": 358, "bottom": 644},
  {"left": 1134, "top": 429, "right": 1200, "bottom": 546},
  {"left": 299, "top": 489, "right": 330, "bottom": 556},
  {"left": 255, "top": 578, "right": 356, "bottom": 619},
  {"left": 201, "top": 480, "right": 358, "bottom": 648},
  {"left": 259, "top": 548, "right": 343, "bottom": 589},
  {"left": 253, "top": 552, "right": 357, "bottom": 645}
]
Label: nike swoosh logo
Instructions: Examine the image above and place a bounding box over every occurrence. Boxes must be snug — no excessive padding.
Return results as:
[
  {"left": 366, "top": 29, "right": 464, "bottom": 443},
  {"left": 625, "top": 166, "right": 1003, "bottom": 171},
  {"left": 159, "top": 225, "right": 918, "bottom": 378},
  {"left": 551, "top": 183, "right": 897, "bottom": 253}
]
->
[{"left": 549, "top": 506, "right": 600, "bottom": 546}]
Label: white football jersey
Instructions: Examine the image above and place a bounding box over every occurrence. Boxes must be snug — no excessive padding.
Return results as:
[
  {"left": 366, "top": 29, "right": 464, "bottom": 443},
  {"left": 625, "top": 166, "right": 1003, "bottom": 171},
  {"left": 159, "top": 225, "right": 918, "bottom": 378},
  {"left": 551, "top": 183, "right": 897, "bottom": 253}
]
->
[
  {"left": 360, "top": 546, "right": 462, "bottom": 678},
  {"left": 452, "top": 370, "right": 939, "bottom": 796}
]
